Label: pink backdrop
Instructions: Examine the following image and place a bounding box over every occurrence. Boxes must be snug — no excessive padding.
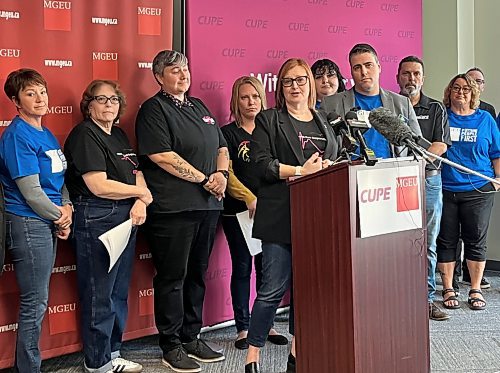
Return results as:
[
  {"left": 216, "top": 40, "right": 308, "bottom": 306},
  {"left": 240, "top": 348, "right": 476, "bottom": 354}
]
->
[{"left": 187, "top": 0, "right": 422, "bottom": 324}]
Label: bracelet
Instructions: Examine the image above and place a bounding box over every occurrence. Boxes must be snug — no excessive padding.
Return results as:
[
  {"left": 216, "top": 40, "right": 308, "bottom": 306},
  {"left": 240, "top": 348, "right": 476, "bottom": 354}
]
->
[
  {"left": 199, "top": 175, "right": 209, "bottom": 186},
  {"left": 216, "top": 170, "right": 230, "bottom": 179}
]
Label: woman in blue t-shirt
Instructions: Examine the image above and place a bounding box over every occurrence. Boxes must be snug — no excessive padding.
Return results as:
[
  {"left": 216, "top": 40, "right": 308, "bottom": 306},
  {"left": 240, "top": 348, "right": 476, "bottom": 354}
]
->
[
  {"left": 437, "top": 73, "right": 500, "bottom": 311},
  {"left": 0, "top": 69, "right": 73, "bottom": 372}
]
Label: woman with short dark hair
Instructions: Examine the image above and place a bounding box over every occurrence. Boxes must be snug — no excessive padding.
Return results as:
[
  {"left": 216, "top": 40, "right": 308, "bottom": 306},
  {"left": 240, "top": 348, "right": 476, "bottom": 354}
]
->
[
  {"left": 0, "top": 68, "right": 72, "bottom": 372},
  {"left": 310, "top": 59, "right": 346, "bottom": 109},
  {"left": 64, "top": 79, "right": 151, "bottom": 373}
]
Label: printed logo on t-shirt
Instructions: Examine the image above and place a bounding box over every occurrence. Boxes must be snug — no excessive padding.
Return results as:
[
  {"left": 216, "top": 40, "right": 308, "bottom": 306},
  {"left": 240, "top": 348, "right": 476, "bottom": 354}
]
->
[
  {"left": 459, "top": 128, "right": 478, "bottom": 142},
  {"left": 45, "top": 149, "right": 67, "bottom": 173},
  {"left": 202, "top": 116, "right": 215, "bottom": 125},
  {"left": 237, "top": 140, "right": 251, "bottom": 162},
  {"left": 117, "top": 151, "right": 138, "bottom": 174}
]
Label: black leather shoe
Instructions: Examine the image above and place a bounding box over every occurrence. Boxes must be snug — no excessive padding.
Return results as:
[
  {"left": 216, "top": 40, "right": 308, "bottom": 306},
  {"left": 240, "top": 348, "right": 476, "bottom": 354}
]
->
[
  {"left": 245, "top": 362, "right": 260, "bottom": 373},
  {"left": 235, "top": 337, "right": 249, "bottom": 350},
  {"left": 286, "top": 353, "right": 296, "bottom": 372},
  {"left": 267, "top": 333, "right": 288, "bottom": 345}
]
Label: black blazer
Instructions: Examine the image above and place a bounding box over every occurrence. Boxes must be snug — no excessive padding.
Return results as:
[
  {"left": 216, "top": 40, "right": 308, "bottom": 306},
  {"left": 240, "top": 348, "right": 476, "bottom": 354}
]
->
[{"left": 251, "top": 107, "right": 340, "bottom": 244}]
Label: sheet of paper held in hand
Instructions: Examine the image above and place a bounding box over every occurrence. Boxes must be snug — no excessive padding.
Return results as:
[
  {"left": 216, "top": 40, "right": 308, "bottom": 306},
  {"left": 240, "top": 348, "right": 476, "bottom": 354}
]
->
[
  {"left": 236, "top": 210, "right": 262, "bottom": 256},
  {"left": 98, "top": 218, "right": 133, "bottom": 273}
]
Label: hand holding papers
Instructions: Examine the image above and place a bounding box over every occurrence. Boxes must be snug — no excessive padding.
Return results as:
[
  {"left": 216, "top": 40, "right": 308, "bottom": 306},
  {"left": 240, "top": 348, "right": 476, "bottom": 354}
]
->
[
  {"left": 236, "top": 211, "right": 262, "bottom": 256},
  {"left": 98, "top": 218, "right": 133, "bottom": 272}
]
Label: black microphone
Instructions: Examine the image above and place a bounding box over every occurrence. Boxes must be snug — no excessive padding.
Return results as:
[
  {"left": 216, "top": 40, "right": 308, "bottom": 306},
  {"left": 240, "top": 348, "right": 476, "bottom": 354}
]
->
[
  {"left": 326, "top": 111, "right": 358, "bottom": 153},
  {"left": 367, "top": 107, "right": 414, "bottom": 146},
  {"left": 345, "top": 110, "right": 371, "bottom": 132},
  {"left": 344, "top": 110, "right": 377, "bottom": 165}
]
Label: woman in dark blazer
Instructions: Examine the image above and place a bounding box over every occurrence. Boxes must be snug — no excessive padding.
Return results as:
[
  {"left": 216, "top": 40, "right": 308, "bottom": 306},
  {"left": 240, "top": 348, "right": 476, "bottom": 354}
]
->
[{"left": 244, "top": 58, "right": 340, "bottom": 373}]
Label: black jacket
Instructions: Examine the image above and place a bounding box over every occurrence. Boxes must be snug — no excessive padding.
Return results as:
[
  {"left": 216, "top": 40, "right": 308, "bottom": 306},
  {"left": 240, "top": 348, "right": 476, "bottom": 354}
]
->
[{"left": 251, "top": 107, "right": 340, "bottom": 244}]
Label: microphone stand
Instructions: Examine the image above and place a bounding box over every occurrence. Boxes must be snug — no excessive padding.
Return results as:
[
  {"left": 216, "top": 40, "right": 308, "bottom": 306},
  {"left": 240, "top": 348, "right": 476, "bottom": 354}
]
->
[
  {"left": 354, "top": 129, "right": 377, "bottom": 166},
  {"left": 405, "top": 140, "right": 500, "bottom": 186}
]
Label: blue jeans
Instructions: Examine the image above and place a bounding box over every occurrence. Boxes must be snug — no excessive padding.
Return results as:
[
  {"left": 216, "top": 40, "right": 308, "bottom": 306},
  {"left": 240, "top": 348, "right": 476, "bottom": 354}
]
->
[
  {"left": 247, "top": 242, "right": 293, "bottom": 348},
  {"left": 72, "top": 198, "right": 137, "bottom": 373},
  {"left": 221, "top": 215, "right": 263, "bottom": 332},
  {"left": 5, "top": 213, "right": 57, "bottom": 373},
  {"left": 425, "top": 174, "right": 443, "bottom": 303}
]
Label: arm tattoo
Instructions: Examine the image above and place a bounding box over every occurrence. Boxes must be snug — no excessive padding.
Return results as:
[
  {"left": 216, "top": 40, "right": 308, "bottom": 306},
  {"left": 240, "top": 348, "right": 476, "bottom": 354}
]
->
[
  {"left": 170, "top": 154, "right": 198, "bottom": 181},
  {"left": 219, "top": 148, "right": 229, "bottom": 161}
]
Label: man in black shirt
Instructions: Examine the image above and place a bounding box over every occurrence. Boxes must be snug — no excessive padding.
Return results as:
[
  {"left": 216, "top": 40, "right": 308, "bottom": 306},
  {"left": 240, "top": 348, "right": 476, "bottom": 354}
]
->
[
  {"left": 467, "top": 67, "right": 496, "bottom": 119},
  {"left": 397, "top": 56, "right": 452, "bottom": 321}
]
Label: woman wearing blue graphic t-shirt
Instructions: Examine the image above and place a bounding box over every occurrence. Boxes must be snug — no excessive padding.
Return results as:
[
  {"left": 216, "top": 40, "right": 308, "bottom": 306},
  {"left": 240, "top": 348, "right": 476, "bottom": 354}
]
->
[
  {"left": 0, "top": 69, "right": 73, "bottom": 373},
  {"left": 437, "top": 73, "right": 500, "bottom": 312}
]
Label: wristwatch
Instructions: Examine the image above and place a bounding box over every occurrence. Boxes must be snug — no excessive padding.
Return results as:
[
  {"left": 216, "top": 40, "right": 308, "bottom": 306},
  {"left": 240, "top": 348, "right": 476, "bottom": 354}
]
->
[
  {"left": 294, "top": 166, "right": 302, "bottom": 176},
  {"left": 199, "top": 175, "right": 209, "bottom": 186},
  {"left": 217, "top": 170, "right": 230, "bottom": 179}
]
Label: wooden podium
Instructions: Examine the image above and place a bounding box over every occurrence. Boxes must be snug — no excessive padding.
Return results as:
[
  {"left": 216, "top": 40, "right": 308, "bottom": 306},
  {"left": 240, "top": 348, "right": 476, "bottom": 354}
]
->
[{"left": 289, "top": 158, "right": 429, "bottom": 373}]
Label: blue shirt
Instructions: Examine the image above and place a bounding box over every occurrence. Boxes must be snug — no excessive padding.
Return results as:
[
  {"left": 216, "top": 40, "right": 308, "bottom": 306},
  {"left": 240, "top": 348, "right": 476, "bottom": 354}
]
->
[
  {"left": 354, "top": 91, "right": 391, "bottom": 159},
  {"left": 0, "top": 116, "right": 66, "bottom": 219},
  {"left": 442, "top": 109, "right": 500, "bottom": 192}
]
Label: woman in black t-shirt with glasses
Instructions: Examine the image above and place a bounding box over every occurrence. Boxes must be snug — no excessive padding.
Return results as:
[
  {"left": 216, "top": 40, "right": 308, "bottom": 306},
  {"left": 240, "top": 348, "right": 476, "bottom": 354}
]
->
[
  {"left": 221, "top": 76, "right": 288, "bottom": 350},
  {"left": 64, "top": 80, "right": 151, "bottom": 373}
]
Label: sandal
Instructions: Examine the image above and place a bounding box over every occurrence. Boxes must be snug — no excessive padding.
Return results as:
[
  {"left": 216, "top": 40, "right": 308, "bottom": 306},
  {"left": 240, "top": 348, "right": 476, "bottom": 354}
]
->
[
  {"left": 468, "top": 289, "right": 486, "bottom": 311},
  {"left": 442, "top": 288, "right": 460, "bottom": 309}
]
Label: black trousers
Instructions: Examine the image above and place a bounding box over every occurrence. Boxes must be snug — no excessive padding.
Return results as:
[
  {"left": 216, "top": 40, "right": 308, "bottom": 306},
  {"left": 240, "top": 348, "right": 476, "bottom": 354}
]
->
[
  {"left": 145, "top": 210, "right": 220, "bottom": 353},
  {"left": 437, "top": 184, "right": 495, "bottom": 263}
]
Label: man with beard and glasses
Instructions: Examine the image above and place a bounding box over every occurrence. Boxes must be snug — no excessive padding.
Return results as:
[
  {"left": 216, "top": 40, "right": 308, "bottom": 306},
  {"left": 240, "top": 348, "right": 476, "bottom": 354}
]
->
[{"left": 397, "top": 55, "right": 452, "bottom": 321}]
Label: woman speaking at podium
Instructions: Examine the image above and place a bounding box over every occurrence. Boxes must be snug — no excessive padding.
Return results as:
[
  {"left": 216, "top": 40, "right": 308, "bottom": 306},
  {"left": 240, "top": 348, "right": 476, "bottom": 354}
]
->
[{"left": 244, "top": 59, "right": 340, "bottom": 373}]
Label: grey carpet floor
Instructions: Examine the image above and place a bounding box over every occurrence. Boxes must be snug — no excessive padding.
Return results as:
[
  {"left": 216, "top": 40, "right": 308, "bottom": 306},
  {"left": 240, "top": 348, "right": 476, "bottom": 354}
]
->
[{"left": 3, "top": 272, "right": 500, "bottom": 373}]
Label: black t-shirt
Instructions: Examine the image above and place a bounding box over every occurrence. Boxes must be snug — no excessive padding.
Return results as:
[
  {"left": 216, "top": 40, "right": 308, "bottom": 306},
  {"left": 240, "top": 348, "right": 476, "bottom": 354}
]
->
[
  {"left": 290, "top": 117, "right": 327, "bottom": 159},
  {"left": 221, "top": 121, "right": 260, "bottom": 215},
  {"left": 413, "top": 93, "right": 452, "bottom": 171},
  {"left": 64, "top": 119, "right": 138, "bottom": 198},
  {"left": 135, "top": 92, "right": 227, "bottom": 214}
]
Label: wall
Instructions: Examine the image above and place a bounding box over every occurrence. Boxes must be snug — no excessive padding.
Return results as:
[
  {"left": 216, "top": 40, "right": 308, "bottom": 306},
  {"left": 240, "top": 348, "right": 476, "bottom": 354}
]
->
[{"left": 423, "top": 0, "right": 500, "bottom": 262}]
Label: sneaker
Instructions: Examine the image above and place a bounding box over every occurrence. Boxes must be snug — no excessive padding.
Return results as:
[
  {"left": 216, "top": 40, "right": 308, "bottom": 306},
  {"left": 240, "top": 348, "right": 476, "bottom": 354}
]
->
[
  {"left": 461, "top": 276, "right": 491, "bottom": 289},
  {"left": 429, "top": 302, "right": 450, "bottom": 321},
  {"left": 183, "top": 338, "right": 225, "bottom": 363},
  {"left": 111, "top": 358, "right": 143, "bottom": 373},
  {"left": 162, "top": 346, "right": 201, "bottom": 373}
]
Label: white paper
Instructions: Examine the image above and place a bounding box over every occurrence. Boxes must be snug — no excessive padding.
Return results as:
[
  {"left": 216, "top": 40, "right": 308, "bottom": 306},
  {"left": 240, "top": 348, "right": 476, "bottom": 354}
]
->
[
  {"left": 98, "top": 218, "right": 133, "bottom": 273},
  {"left": 235, "top": 211, "right": 262, "bottom": 256}
]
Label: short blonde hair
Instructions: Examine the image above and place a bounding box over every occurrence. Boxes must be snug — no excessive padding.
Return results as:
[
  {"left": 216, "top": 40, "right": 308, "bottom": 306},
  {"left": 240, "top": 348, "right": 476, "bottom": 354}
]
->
[
  {"left": 229, "top": 76, "right": 267, "bottom": 127},
  {"left": 275, "top": 58, "right": 316, "bottom": 110},
  {"left": 443, "top": 73, "right": 480, "bottom": 110}
]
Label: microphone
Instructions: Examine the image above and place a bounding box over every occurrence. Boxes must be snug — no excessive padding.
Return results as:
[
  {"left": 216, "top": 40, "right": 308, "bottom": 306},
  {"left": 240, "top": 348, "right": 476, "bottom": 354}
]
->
[
  {"left": 326, "top": 111, "right": 358, "bottom": 153},
  {"left": 344, "top": 110, "right": 377, "bottom": 165},
  {"left": 368, "top": 107, "right": 414, "bottom": 146},
  {"left": 345, "top": 110, "right": 371, "bottom": 132}
]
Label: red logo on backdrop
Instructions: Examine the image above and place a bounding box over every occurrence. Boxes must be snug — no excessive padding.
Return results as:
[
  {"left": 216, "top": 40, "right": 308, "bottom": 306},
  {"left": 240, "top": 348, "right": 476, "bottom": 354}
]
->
[
  {"left": 0, "top": 48, "right": 21, "bottom": 79},
  {"left": 137, "top": 7, "right": 162, "bottom": 35},
  {"left": 138, "top": 288, "right": 154, "bottom": 316},
  {"left": 396, "top": 176, "right": 419, "bottom": 212},
  {"left": 43, "top": 0, "right": 71, "bottom": 31},
  {"left": 92, "top": 52, "right": 118, "bottom": 80},
  {"left": 47, "top": 302, "right": 78, "bottom": 335}
]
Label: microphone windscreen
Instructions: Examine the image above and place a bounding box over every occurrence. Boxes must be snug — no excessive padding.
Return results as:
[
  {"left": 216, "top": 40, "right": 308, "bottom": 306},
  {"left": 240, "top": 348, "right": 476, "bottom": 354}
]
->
[
  {"left": 368, "top": 107, "right": 413, "bottom": 146},
  {"left": 345, "top": 111, "right": 358, "bottom": 121}
]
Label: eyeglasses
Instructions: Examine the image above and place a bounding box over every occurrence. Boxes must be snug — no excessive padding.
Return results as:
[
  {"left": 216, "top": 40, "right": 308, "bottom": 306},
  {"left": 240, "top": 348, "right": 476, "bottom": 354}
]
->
[
  {"left": 475, "top": 79, "right": 485, "bottom": 85},
  {"left": 281, "top": 76, "right": 308, "bottom": 87},
  {"left": 93, "top": 95, "right": 121, "bottom": 105},
  {"left": 451, "top": 85, "right": 471, "bottom": 94}
]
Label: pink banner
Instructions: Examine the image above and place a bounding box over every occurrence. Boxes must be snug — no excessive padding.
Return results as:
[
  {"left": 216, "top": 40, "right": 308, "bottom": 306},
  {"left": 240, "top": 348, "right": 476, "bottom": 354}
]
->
[{"left": 187, "top": 0, "right": 422, "bottom": 325}]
